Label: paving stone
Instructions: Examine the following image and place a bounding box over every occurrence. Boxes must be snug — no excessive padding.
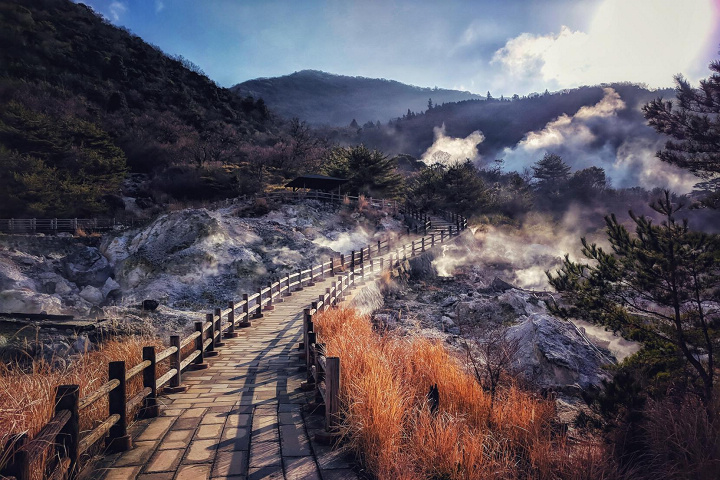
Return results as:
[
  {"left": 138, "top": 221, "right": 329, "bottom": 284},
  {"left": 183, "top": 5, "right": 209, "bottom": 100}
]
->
[
  {"left": 248, "top": 465, "right": 284, "bottom": 480},
  {"left": 218, "top": 427, "right": 251, "bottom": 452},
  {"left": 101, "top": 466, "right": 143, "bottom": 480},
  {"left": 313, "top": 443, "right": 354, "bottom": 470},
  {"left": 285, "top": 456, "right": 321, "bottom": 480},
  {"left": 320, "top": 469, "right": 361, "bottom": 480},
  {"left": 195, "top": 423, "right": 224, "bottom": 439},
  {"left": 174, "top": 417, "right": 203, "bottom": 430},
  {"left": 112, "top": 441, "right": 157, "bottom": 467},
  {"left": 278, "top": 410, "right": 302, "bottom": 425},
  {"left": 251, "top": 416, "right": 279, "bottom": 443},
  {"left": 176, "top": 463, "right": 211, "bottom": 480},
  {"left": 158, "top": 429, "right": 194, "bottom": 450},
  {"left": 280, "top": 424, "right": 311, "bottom": 457},
  {"left": 248, "top": 441, "right": 281, "bottom": 468},
  {"left": 184, "top": 439, "right": 218, "bottom": 463},
  {"left": 145, "top": 449, "right": 184, "bottom": 473},
  {"left": 137, "top": 473, "right": 174, "bottom": 480},
  {"left": 137, "top": 417, "right": 175, "bottom": 441},
  {"left": 211, "top": 450, "right": 248, "bottom": 477}
]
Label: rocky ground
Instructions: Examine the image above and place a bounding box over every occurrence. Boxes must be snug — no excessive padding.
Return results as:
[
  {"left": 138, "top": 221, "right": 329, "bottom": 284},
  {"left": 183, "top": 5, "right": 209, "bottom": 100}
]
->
[
  {"left": 0, "top": 197, "right": 402, "bottom": 358},
  {"left": 368, "top": 247, "right": 639, "bottom": 410}
]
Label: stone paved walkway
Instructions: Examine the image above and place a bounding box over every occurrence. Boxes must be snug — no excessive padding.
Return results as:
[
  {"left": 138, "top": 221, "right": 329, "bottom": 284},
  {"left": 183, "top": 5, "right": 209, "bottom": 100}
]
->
[
  {"left": 89, "top": 282, "right": 361, "bottom": 480},
  {"left": 87, "top": 215, "right": 457, "bottom": 480}
]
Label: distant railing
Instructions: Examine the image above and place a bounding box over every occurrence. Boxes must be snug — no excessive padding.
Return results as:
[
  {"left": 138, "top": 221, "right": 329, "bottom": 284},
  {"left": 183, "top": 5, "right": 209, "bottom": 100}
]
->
[
  {"left": 0, "top": 193, "right": 468, "bottom": 479},
  {"left": 0, "top": 218, "right": 124, "bottom": 234}
]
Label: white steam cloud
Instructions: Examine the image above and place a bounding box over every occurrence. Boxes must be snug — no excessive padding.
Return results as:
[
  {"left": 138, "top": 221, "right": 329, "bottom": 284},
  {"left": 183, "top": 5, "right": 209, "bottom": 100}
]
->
[
  {"left": 501, "top": 88, "right": 698, "bottom": 192},
  {"left": 420, "top": 124, "right": 484, "bottom": 165},
  {"left": 491, "top": 0, "right": 715, "bottom": 93}
]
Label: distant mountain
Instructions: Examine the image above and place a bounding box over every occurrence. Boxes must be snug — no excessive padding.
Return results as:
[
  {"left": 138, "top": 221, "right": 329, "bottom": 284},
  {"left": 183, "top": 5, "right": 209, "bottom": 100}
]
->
[{"left": 231, "top": 70, "right": 482, "bottom": 125}]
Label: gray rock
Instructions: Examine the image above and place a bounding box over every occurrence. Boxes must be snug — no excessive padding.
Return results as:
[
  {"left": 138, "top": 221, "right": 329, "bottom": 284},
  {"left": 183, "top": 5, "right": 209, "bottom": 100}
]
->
[
  {"left": 507, "top": 313, "right": 612, "bottom": 389},
  {"left": 440, "top": 295, "right": 459, "bottom": 308},
  {"left": 62, "top": 247, "right": 112, "bottom": 287},
  {"left": 441, "top": 316, "right": 455, "bottom": 326},
  {"left": 73, "top": 335, "right": 92, "bottom": 353},
  {"left": 491, "top": 277, "right": 515, "bottom": 292},
  {"left": 101, "top": 277, "right": 121, "bottom": 298},
  {"left": 79, "top": 285, "right": 104, "bottom": 306},
  {"left": 0, "top": 289, "right": 62, "bottom": 314}
]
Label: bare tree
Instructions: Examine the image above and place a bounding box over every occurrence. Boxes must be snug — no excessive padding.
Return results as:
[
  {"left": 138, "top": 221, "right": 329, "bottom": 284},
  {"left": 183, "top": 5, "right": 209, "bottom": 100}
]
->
[{"left": 459, "top": 322, "right": 520, "bottom": 409}]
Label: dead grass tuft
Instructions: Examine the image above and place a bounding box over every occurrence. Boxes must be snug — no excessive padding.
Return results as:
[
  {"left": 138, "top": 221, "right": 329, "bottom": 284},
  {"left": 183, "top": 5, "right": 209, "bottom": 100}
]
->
[{"left": 315, "top": 307, "right": 611, "bottom": 479}]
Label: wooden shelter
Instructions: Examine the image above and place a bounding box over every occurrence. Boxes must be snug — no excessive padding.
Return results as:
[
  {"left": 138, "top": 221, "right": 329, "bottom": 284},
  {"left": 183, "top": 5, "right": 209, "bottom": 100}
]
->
[{"left": 285, "top": 174, "right": 348, "bottom": 192}]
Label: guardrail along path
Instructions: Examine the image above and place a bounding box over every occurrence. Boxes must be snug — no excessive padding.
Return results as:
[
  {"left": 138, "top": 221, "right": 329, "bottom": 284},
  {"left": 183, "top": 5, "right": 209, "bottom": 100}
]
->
[{"left": 82, "top": 211, "right": 466, "bottom": 480}]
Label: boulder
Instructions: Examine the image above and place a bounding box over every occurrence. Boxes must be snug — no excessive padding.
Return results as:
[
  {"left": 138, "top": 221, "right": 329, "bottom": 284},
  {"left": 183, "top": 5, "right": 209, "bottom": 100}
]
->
[
  {"left": 79, "top": 285, "right": 104, "bottom": 306},
  {"left": 491, "top": 277, "right": 514, "bottom": 292},
  {"left": 0, "top": 289, "right": 62, "bottom": 314},
  {"left": 101, "top": 277, "right": 121, "bottom": 298},
  {"left": 507, "top": 313, "right": 612, "bottom": 389},
  {"left": 61, "top": 247, "right": 112, "bottom": 287}
]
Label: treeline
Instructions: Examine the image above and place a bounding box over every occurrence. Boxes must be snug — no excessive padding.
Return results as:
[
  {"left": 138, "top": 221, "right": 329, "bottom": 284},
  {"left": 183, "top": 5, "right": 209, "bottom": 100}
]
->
[{"left": 317, "top": 83, "right": 672, "bottom": 160}]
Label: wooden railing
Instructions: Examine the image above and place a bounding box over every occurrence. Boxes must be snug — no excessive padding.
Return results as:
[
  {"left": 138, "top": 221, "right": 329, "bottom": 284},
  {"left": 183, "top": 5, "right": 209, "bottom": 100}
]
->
[
  {"left": 0, "top": 195, "right": 468, "bottom": 479},
  {"left": 0, "top": 218, "right": 124, "bottom": 234}
]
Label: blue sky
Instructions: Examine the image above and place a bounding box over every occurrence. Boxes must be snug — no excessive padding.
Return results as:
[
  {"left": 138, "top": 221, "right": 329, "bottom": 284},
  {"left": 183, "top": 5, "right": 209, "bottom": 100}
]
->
[{"left": 79, "top": 0, "right": 720, "bottom": 95}]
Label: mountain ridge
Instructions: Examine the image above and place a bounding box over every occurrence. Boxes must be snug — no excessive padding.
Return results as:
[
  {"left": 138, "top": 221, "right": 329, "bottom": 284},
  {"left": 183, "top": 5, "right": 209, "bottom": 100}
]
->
[{"left": 231, "top": 69, "right": 483, "bottom": 125}]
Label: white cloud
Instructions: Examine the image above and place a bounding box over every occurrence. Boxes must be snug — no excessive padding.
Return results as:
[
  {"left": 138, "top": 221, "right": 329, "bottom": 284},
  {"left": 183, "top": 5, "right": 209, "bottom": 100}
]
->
[
  {"left": 155, "top": 0, "right": 165, "bottom": 13},
  {"left": 420, "top": 124, "right": 485, "bottom": 165},
  {"left": 108, "top": 1, "right": 127, "bottom": 22},
  {"left": 491, "top": 0, "right": 715, "bottom": 92}
]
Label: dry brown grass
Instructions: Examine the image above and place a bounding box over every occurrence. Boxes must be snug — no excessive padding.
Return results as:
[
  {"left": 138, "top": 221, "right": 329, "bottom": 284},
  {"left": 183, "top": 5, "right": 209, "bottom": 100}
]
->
[
  {"left": 315, "top": 308, "right": 611, "bottom": 479},
  {"left": 0, "top": 336, "right": 165, "bottom": 470}
]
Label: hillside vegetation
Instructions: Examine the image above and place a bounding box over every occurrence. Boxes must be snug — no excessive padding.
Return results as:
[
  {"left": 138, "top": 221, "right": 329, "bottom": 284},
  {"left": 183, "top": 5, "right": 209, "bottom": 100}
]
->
[
  {"left": 231, "top": 69, "right": 482, "bottom": 126},
  {"left": 0, "top": 0, "right": 280, "bottom": 217}
]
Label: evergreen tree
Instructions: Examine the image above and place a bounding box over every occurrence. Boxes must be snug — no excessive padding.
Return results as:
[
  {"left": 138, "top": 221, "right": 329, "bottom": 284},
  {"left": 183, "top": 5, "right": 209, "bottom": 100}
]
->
[
  {"left": 321, "top": 145, "right": 402, "bottom": 198},
  {"left": 531, "top": 153, "right": 571, "bottom": 196},
  {"left": 427, "top": 98, "right": 433, "bottom": 110},
  {"left": 643, "top": 59, "right": 720, "bottom": 207},
  {"left": 547, "top": 192, "right": 720, "bottom": 410}
]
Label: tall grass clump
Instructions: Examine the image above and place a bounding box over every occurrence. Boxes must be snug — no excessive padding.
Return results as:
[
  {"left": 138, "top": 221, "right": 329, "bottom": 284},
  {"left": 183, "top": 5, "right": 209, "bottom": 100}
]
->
[
  {"left": 0, "top": 336, "right": 165, "bottom": 471},
  {"left": 314, "top": 308, "right": 611, "bottom": 479}
]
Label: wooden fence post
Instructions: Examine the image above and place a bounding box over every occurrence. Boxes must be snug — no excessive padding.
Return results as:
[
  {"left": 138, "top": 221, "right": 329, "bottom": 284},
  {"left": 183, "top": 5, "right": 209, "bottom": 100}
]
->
[
  {"left": 296, "top": 270, "right": 304, "bottom": 291},
  {"left": 380, "top": 257, "right": 384, "bottom": 272},
  {"left": 205, "top": 313, "right": 219, "bottom": 356},
  {"left": 330, "top": 258, "right": 335, "bottom": 276},
  {"left": 340, "top": 254, "right": 345, "bottom": 271},
  {"left": 226, "top": 301, "right": 238, "bottom": 338},
  {"left": 254, "top": 288, "right": 264, "bottom": 319},
  {"left": 411, "top": 241, "right": 415, "bottom": 256},
  {"left": 107, "top": 361, "right": 132, "bottom": 452},
  {"left": 214, "top": 308, "right": 225, "bottom": 345},
  {"left": 378, "top": 240, "right": 382, "bottom": 254},
  {"left": 422, "top": 237, "right": 425, "bottom": 252},
  {"left": 431, "top": 233, "right": 435, "bottom": 247},
  {"left": 264, "top": 283, "right": 275, "bottom": 311},
  {"left": 351, "top": 250, "right": 355, "bottom": 271},
  {"left": 192, "top": 321, "right": 209, "bottom": 369},
  {"left": 285, "top": 275, "right": 292, "bottom": 297},
  {"left": 142, "top": 347, "right": 159, "bottom": 417},
  {"left": 240, "top": 294, "right": 251, "bottom": 327},
  {"left": 56, "top": 384, "right": 79, "bottom": 477},
  {"left": 326, "top": 357, "right": 341, "bottom": 432}
]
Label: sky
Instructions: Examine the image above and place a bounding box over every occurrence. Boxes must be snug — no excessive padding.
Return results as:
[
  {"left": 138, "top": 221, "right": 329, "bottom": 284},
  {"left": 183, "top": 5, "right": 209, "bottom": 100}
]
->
[{"left": 79, "top": 0, "right": 720, "bottom": 96}]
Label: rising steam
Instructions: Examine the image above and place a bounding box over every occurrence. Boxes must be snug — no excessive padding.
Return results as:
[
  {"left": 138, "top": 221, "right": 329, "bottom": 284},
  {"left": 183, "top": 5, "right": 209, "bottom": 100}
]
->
[{"left": 420, "top": 123, "right": 485, "bottom": 165}]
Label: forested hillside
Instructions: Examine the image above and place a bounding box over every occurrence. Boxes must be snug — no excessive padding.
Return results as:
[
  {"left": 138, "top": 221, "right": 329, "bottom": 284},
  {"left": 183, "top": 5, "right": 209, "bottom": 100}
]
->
[
  {"left": 324, "top": 83, "right": 673, "bottom": 160},
  {"left": 0, "top": 0, "right": 281, "bottom": 217},
  {"left": 231, "top": 69, "right": 482, "bottom": 126}
]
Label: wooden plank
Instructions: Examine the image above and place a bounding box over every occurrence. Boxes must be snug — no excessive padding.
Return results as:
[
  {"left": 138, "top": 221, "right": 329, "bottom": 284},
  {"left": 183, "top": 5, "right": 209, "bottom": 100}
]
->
[
  {"left": 156, "top": 369, "right": 178, "bottom": 389},
  {"left": 156, "top": 345, "right": 178, "bottom": 363},
  {"left": 180, "top": 331, "right": 201, "bottom": 349},
  {"left": 180, "top": 350, "right": 201, "bottom": 371},
  {"left": 125, "top": 360, "right": 151, "bottom": 381},
  {"left": 78, "top": 379, "right": 119, "bottom": 411},
  {"left": 126, "top": 387, "right": 152, "bottom": 412},
  {"left": 78, "top": 414, "right": 119, "bottom": 455}
]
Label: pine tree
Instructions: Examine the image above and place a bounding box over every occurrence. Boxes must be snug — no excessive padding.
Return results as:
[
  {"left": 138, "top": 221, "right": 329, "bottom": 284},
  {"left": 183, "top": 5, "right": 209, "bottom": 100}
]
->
[
  {"left": 547, "top": 191, "right": 719, "bottom": 410},
  {"left": 643, "top": 59, "right": 720, "bottom": 207}
]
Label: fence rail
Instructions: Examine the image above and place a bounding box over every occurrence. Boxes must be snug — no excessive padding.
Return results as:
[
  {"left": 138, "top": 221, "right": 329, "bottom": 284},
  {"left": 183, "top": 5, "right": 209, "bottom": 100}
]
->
[
  {"left": 0, "top": 218, "right": 122, "bottom": 234},
  {"left": 0, "top": 193, "right": 468, "bottom": 480}
]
